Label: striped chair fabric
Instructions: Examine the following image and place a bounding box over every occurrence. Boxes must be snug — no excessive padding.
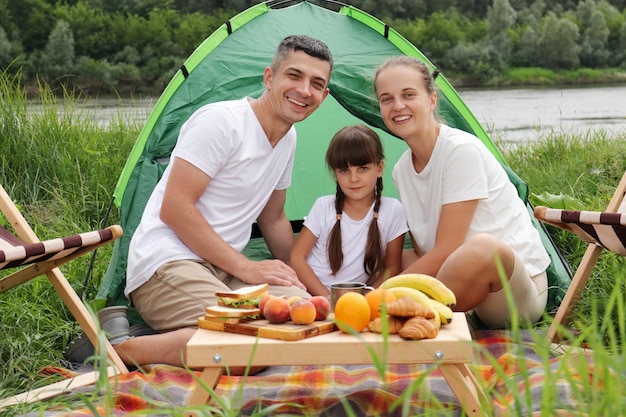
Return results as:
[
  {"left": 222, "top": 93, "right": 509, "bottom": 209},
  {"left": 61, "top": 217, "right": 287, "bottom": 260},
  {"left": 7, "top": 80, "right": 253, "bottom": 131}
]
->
[
  {"left": 0, "top": 226, "right": 122, "bottom": 270},
  {"left": 535, "top": 207, "right": 626, "bottom": 256}
]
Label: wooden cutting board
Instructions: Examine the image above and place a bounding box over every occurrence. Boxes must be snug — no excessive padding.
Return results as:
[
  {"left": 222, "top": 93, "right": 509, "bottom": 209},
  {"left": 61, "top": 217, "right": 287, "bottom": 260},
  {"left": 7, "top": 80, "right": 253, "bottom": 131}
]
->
[{"left": 198, "top": 317, "right": 336, "bottom": 341}]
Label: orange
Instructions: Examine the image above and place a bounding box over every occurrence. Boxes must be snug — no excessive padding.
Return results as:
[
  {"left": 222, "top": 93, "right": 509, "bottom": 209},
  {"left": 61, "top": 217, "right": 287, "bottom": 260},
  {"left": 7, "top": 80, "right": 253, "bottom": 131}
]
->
[
  {"left": 333, "top": 292, "right": 371, "bottom": 333},
  {"left": 365, "top": 288, "right": 397, "bottom": 320}
]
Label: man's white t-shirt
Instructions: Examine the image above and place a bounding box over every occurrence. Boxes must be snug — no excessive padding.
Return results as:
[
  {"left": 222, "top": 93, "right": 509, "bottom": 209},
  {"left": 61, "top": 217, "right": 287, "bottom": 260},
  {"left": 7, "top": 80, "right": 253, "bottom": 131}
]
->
[
  {"left": 392, "top": 124, "right": 550, "bottom": 276},
  {"left": 126, "top": 98, "right": 296, "bottom": 297},
  {"left": 303, "top": 195, "right": 408, "bottom": 288}
]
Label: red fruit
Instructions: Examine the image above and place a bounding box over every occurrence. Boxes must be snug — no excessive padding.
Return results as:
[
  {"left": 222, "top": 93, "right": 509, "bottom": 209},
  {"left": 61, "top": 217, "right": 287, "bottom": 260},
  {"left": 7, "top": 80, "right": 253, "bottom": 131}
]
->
[
  {"left": 259, "top": 294, "right": 275, "bottom": 314},
  {"left": 263, "top": 296, "right": 290, "bottom": 324},
  {"left": 309, "top": 295, "right": 331, "bottom": 321}
]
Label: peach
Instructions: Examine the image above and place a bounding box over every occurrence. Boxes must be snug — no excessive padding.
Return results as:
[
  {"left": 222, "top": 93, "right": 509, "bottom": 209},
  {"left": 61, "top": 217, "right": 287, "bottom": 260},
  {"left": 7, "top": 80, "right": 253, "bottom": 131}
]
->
[
  {"left": 290, "top": 299, "right": 316, "bottom": 325},
  {"left": 259, "top": 294, "right": 275, "bottom": 314},
  {"left": 263, "top": 296, "right": 290, "bottom": 324},
  {"left": 309, "top": 295, "right": 331, "bottom": 321}
]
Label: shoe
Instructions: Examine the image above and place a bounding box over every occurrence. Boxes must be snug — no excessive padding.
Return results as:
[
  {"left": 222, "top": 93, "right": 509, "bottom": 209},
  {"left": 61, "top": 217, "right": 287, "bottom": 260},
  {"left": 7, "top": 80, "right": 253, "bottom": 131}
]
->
[
  {"left": 63, "top": 306, "right": 152, "bottom": 364},
  {"left": 63, "top": 332, "right": 96, "bottom": 364}
]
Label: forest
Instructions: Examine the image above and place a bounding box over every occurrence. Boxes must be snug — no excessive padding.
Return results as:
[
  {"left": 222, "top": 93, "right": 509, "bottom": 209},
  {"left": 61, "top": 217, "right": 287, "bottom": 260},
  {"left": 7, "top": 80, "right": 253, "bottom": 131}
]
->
[{"left": 1, "top": 0, "right": 626, "bottom": 95}]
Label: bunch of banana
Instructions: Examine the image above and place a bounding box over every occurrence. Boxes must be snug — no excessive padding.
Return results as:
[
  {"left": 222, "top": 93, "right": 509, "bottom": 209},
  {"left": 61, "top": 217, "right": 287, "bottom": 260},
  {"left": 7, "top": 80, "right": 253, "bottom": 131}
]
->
[
  {"left": 380, "top": 274, "right": 456, "bottom": 307},
  {"left": 384, "top": 286, "right": 454, "bottom": 327},
  {"left": 429, "top": 299, "right": 454, "bottom": 326}
]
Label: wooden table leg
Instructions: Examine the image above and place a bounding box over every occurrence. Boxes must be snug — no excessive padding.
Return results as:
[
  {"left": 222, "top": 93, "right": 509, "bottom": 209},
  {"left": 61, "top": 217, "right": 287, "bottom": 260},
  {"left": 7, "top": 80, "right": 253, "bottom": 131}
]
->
[
  {"left": 185, "top": 367, "right": 224, "bottom": 417},
  {"left": 438, "top": 363, "right": 488, "bottom": 417}
]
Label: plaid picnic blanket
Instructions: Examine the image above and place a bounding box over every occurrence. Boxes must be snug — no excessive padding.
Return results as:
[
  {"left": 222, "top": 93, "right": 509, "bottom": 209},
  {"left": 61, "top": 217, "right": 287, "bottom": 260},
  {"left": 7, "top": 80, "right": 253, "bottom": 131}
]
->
[{"left": 25, "top": 329, "right": 592, "bottom": 416}]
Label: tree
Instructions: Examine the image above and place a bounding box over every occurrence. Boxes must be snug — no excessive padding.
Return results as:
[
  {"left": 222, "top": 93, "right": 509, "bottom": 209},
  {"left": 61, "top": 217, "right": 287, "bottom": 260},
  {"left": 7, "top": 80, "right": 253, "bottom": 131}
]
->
[
  {"left": 516, "top": 0, "right": 545, "bottom": 26},
  {"left": 0, "top": 25, "right": 11, "bottom": 68},
  {"left": 55, "top": 2, "right": 118, "bottom": 59},
  {"left": 513, "top": 25, "right": 540, "bottom": 67},
  {"left": 86, "top": 0, "right": 174, "bottom": 17},
  {"left": 8, "top": 0, "right": 56, "bottom": 53},
  {"left": 486, "top": 0, "right": 517, "bottom": 69},
  {"left": 617, "top": 21, "right": 626, "bottom": 67},
  {"left": 417, "top": 11, "right": 466, "bottom": 62},
  {"left": 595, "top": 0, "right": 625, "bottom": 66},
  {"left": 442, "top": 39, "right": 502, "bottom": 83},
  {"left": 579, "top": 9, "right": 610, "bottom": 66},
  {"left": 538, "top": 13, "right": 580, "bottom": 69},
  {"left": 40, "top": 19, "right": 76, "bottom": 83},
  {"left": 173, "top": 11, "right": 229, "bottom": 54}
]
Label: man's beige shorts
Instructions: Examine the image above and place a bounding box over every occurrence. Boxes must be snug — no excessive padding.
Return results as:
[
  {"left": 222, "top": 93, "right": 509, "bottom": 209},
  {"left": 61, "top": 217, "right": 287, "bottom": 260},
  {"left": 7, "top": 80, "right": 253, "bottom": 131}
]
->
[{"left": 130, "top": 259, "right": 310, "bottom": 332}]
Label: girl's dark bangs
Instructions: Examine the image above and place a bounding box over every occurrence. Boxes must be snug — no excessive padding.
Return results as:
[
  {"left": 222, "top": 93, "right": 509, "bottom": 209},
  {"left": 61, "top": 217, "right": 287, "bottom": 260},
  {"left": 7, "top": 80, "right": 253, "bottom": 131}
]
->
[{"left": 330, "top": 136, "right": 376, "bottom": 169}]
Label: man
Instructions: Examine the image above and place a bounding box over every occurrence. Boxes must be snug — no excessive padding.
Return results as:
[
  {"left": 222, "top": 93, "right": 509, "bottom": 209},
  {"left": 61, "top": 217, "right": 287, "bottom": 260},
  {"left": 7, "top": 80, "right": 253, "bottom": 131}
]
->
[{"left": 115, "top": 35, "right": 333, "bottom": 368}]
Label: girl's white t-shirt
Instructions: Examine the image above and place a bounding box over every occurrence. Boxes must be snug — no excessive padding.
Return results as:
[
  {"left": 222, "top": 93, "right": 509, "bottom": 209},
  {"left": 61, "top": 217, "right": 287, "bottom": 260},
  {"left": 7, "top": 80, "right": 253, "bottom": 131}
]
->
[
  {"left": 392, "top": 124, "right": 550, "bottom": 276},
  {"left": 303, "top": 195, "right": 408, "bottom": 288},
  {"left": 126, "top": 98, "right": 295, "bottom": 296}
]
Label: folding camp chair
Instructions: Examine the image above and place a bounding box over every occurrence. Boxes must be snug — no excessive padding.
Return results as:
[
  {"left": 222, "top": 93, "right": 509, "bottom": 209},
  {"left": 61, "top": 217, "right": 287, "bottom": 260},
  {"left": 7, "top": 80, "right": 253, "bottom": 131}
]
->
[
  {"left": 0, "top": 183, "right": 129, "bottom": 408},
  {"left": 534, "top": 170, "right": 626, "bottom": 344}
]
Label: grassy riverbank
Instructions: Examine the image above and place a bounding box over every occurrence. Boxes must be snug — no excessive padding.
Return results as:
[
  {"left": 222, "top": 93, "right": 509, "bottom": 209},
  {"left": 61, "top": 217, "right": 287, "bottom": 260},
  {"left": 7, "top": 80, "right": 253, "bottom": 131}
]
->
[
  {"left": 1, "top": 79, "right": 626, "bottom": 415},
  {"left": 452, "top": 67, "right": 626, "bottom": 88}
]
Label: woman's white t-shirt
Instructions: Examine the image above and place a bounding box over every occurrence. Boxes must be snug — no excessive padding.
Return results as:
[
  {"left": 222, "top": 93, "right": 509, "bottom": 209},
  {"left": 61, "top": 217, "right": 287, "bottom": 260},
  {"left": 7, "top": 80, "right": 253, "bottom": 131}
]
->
[
  {"left": 126, "top": 98, "right": 296, "bottom": 297},
  {"left": 303, "top": 195, "right": 408, "bottom": 288},
  {"left": 392, "top": 124, "right": 550, "bottom": 276}
]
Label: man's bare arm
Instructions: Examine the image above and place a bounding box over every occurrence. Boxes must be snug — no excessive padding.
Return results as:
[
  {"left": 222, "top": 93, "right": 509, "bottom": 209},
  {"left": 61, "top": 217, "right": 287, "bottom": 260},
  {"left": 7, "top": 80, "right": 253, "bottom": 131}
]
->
[{"left": 160, "top": 157, "right": 302, "bottom": 288}]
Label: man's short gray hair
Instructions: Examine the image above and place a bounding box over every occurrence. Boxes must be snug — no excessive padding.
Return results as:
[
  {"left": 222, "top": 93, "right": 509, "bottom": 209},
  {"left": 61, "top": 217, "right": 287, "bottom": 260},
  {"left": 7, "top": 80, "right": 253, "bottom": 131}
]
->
[{"left": 271, "top": 35, "right": 334, "bottom": 77}]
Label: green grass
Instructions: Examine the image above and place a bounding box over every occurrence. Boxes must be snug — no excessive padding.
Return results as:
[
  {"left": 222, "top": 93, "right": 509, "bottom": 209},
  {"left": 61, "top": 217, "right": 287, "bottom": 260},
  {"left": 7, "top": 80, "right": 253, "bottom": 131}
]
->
[
  {"left": 502, "top": 129, "right": 626, "bottom": 348},
  {"left": 1, "top": 72, "right": 626, "bottom": 416},
  {"left": 503, "top": 67, "right": 626, "bottom": 86}
]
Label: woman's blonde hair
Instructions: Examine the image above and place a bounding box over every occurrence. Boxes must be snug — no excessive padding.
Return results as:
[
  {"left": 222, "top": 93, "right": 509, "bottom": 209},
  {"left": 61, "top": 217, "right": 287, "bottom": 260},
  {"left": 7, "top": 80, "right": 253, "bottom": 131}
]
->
[
  {"left": 374, "top": 56, "right": 436, "bottom": 95},
  {"left": 374, "top": 56, "right": 440, "bottom": 119}
]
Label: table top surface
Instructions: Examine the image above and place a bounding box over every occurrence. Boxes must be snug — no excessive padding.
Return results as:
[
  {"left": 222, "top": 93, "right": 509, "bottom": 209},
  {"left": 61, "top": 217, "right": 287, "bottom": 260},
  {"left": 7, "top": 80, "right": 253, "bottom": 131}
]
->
[{"left": 186, "top": 312, "right": 474, "bottom": 368}]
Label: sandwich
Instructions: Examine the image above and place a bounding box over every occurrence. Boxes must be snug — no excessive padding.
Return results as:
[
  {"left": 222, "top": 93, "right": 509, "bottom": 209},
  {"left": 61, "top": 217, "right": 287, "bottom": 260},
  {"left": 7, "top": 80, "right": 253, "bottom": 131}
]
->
[
  {"left": 215, "top": 283, "right": 269, "bottom": 309},
  {"left": 201, "top": 284, "right": 269, "bottom": 324},
  {"left": 203, "top": 304, "right": 262, "bottom": 324}
]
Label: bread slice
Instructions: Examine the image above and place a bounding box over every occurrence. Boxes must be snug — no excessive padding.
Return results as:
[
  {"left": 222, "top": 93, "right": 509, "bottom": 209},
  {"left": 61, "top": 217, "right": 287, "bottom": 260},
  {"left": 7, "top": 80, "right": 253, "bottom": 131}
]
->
[
  {"left": 202, "top": 315, "right": 246, "bottom": 324},
  {"left": 205, "top": 304, "right": 261, "bottom": 319},
  {"left": 214, "top": 283, "right": 269, "bottom": 300}
]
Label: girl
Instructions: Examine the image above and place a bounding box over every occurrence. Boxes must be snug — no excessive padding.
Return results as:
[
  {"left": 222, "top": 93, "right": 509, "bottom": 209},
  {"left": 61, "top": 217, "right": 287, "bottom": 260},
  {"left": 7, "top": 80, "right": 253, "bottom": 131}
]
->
[
  {"left": 374, "top": 56, "right": 550, "bottom": 328},
  {"left": 289, "top": 125, "right": 408, "bottom": 297}
]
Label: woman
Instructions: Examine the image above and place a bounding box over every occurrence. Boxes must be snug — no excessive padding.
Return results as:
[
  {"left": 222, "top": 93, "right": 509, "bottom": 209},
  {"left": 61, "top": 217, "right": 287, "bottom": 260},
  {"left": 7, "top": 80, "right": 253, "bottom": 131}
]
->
[{"left": 374, "top": 56, "right": 550, "bottom": 328}]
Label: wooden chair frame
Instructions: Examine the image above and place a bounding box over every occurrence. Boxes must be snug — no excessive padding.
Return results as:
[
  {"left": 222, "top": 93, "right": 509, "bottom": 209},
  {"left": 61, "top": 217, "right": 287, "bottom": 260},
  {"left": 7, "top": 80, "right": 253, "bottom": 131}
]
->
[
  {"left": 534, "top": 171, "right": 626, "bottom": 344},
  {"left": 0, "top": 184, "right": 129, "bottom": 409}
]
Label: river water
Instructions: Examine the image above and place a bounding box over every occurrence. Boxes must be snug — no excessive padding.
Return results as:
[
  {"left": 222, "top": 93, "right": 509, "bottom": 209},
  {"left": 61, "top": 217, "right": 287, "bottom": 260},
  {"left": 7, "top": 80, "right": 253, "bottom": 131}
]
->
[
  {"left": 81, "top": 84, "right": 626, "bottom": 146},
  {"left": 457, "top": 84, "right": 626, "bottom": 146}
]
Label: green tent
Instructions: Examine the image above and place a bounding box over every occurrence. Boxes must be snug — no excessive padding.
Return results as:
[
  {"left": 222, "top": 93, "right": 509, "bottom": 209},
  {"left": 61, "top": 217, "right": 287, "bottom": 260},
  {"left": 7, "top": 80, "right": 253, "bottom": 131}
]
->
[{"left": 97, "top": 0, "right": 571, "bottom": 319}]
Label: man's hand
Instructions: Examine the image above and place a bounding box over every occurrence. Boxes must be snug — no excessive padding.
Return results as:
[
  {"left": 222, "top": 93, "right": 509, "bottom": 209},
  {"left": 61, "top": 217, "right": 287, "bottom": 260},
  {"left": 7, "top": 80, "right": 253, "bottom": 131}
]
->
[{"left": 241, "top": 259, "right": 307, "bottom": 291}]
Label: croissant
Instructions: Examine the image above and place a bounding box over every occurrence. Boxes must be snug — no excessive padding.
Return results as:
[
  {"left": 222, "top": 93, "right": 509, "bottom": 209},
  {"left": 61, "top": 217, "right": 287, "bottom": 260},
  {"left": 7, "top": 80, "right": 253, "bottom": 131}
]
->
[
  {"left": 367, "top": 316, "right": 406, "bottom": 334},
  {"left": 428, "top": 316, "right": 441, "bottom": 332},
  {"left": 386, "top": 296, "right": 436, "bottom": 319},
  {"left": 398, "top": 316, "right": 438, "bottom": 340}
]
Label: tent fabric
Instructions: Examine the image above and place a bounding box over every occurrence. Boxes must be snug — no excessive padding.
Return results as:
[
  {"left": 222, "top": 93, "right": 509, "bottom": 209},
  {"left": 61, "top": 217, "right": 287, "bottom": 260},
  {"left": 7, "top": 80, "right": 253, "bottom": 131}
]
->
[{"left": 98, "top": 0, "right": 571, "bottom": 318}]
